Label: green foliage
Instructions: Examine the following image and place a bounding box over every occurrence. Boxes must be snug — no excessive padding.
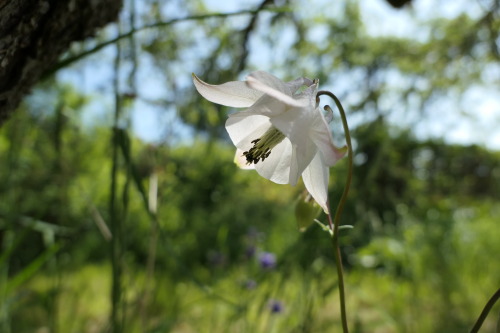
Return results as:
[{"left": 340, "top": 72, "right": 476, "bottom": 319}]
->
[
  {"left": 353, "top": 203, "right": 500, "bottom": 332},
  {"left": 2, "top": 91, "right": 500, "bottom": 332},
  {"left": 295, "top": 192, "right": 322, "bottom": 232},
  {"left": 342, "top": 117, "right": 500, "bottom": 250},
  {"left": 2, "top": 0, "right": 500, "bottom": 332}
]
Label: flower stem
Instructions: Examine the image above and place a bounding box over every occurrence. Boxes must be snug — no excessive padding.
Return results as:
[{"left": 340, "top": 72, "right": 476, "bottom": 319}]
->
[
  {"left": 318, "top": 91, "right": 353, "bottom": 333},
  {"left": 469, "top": 287, "right": 500, "bottom": 333},
  {"left": 327, "top": 210, "right": 349, "bottom": 333}
]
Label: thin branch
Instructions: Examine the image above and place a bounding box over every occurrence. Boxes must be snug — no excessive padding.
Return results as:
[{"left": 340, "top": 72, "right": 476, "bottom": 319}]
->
[
  {"left": 109, "top": 21, "right": 123, "bottom": 333},
  {"left": 43, "top": 8, "right": 285, "bottom": 78},
  {"left": 237, "top": 0, "right": 275, "bottom": 72},
  {"left": 470, "top": 287, "right": 500, "bottom": 333}
]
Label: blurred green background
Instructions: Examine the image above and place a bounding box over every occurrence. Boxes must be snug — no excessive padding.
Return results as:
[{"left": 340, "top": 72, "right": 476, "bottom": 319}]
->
[{"left": 1, "top": 0, "right": 500, "bottom": 332}]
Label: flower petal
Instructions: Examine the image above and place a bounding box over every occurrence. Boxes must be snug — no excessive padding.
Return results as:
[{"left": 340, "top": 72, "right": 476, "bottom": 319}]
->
[
  {"left": 225, "top": 113, "right": 270, "bottom": 149},
  {"left": 270, "top": 106, "right": 318, "bottom": 184},
  {"left": 309, "top": 109, "right": 346, "bottom": 166},
  {"left": 246, "top": 72, "right": 308, "bottom": 107},
  {"left": 247, "top": 71, "right": 289, "bottom": 93},
  {"left": 302, "top": 152, "right": 329, "bottom": 214},
  {"left": 192, "top": 73, "right": 263, "bottom": 108},
  {"left": 285, "top": 77, "right": 315, "bottom": 94},
  {"left": 243, "top": 95, "right": 288, "bottom": 117},
  {"left": 266, "top": 84, "right": 317, "bottom": 140},
  {"left": 288, "top": 139, "right": 317, "bottom": 186},
  {"left": 271, "top": 107, "right": 314, "bottom": 147},
  {"left": 254, "top": 139, "right": 293, "bottom": 184}
]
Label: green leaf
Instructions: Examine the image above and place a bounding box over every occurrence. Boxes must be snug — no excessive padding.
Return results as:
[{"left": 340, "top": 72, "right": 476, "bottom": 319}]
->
[
  {"left": 5, "top": 243, "right": 60, "bottom": 295},
  {"left": 295, "top": 194, "right": 322, "bottom": 232}
]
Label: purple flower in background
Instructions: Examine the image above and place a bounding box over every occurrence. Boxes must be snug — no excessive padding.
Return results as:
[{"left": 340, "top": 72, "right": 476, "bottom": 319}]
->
[
  {"left": 268, "top": 299, "right": 284, "bottom": 314},
  {"left": 245, "top": 245, "right": 256, "bottom": 259},
  {"left": 207, "top": 250, "right": 226, "bottom": 267},
  {"left": 259, "top": 252, "right": 276, "bottom": 269},
  {"left": 243, "top": 279, "right": 257, "bottom": 290}
]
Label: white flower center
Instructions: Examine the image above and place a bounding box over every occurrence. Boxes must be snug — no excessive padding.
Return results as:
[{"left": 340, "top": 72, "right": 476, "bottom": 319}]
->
[{"left": 243, "top": 127, "right": 286, "bottom": 165}]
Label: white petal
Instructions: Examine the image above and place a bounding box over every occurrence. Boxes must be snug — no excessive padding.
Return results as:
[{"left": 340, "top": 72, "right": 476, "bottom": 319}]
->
[
  {"left": 267, "top": 84, "right": 317, "bottom": 139},
  {"left": 247, "top": 71, "right": 289, "bottom": 93},
  {"left": 246, "top": 73, "right": 308, "bottom": 107},
  {"left": 192, "top": 73, "right": 263, "bottom": 108},
  {"left": 285, "top": 77, "right": 315, "bottom": 94},
  {"left": 271, "top": 107, "right": 314, "bottom": 146},
  {"left": 270, "top": 107, "right": 318, "bottom": 183},
  {"left": 302, "top": 152, "right": 330, "bottom": 214},
  {"left": 254, "top": 139, "right": 293, "bottom": 184},
  {"left": 244, "top": 95, "right": 288, "bottom": 117},
  {"left": 225, "top": 113, "right": 270, "bottom": 149},
  {"left": 290, "top": 80, "right": 318, "bottom": 105},
  {"left": 310, "top": 109, "right": 346, "bottom": 166},
  {"left": 288, "top": 139, "right": 317, "bottom": 186}
]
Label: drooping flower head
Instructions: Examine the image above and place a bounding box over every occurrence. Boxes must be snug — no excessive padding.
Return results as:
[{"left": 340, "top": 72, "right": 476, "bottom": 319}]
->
[{"left": 192, "top": 71, "right": 345, "bottom": 213}]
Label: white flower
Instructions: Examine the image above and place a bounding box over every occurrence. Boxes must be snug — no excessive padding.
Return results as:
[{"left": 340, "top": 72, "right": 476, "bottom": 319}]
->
[{"left": 192, "top": 71, "right": 345, "bottom": 213}]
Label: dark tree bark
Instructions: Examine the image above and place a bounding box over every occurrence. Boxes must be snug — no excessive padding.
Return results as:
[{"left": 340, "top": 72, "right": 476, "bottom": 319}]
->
[
  {"left": 0, "top": 0, "right": 122, "bottom": 125},
  {"left": 386, "top": 0, "right": 413, "bottom": 8}
]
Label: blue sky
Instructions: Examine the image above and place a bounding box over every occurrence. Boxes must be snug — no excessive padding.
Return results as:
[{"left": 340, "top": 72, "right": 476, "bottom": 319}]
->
[{"left": 56, "top": 0, "right": 500, "bottom": 149}]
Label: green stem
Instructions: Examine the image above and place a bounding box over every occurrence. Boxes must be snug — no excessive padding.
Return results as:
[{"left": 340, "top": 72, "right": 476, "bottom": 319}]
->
[
  {"left": 327, "top": 210, "right": 349, "bottom": 333},
  {"left": 318, "top": 90, "right": 353, "bottom": 333},
  {"left": 109, "top": 26, "right": 123, "bottom": 333},
  {"left": 469, "top": 287, "right": 500, "bottom": 333}
]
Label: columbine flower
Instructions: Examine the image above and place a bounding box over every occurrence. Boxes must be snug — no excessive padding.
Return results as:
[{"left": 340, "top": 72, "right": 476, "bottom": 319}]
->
[{"left": 192, "top": 71, "right": 345, "bottom": 213}]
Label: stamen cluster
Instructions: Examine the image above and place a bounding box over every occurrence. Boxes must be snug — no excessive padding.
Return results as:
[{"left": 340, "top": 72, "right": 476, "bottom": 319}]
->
[{"left": 243, "top": 128, "right": 286, "bottom": 165}]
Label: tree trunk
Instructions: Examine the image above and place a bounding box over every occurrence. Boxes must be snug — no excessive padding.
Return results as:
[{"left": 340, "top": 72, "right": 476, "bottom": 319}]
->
[{"left": 0, "top": 0, "right": 122, "bottom": 125}]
